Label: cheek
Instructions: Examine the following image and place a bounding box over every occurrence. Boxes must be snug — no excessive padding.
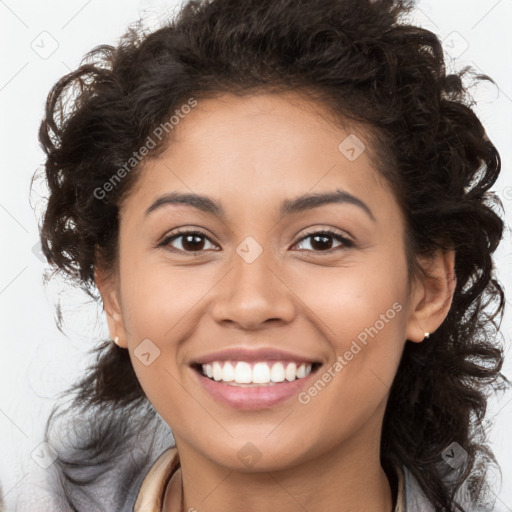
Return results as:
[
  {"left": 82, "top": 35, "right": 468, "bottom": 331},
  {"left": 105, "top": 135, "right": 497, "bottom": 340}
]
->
[
  {"left": 295, "top": 260, "right": 408, "bottom": 407},
  {"left": 295, "top": 256, "right": 407, "bottom": 343},
  {"left": 119, "top": 256, "right": 214, "bottom": 348}
]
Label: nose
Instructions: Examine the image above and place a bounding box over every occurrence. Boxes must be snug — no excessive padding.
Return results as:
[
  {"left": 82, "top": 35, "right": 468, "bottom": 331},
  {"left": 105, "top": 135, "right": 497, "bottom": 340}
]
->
[{"left": 210, "top": 246, "right": 296, "bottom": 330}]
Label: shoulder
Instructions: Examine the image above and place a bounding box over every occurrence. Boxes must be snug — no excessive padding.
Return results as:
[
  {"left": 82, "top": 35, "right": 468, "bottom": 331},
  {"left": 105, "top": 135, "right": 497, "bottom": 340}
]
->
[
  {"left": 401, "top": 466, "right": 436, "bottom": 511},
  {"left": 132, "top": 446, "right": 180, "bottom": 512},
  {"left": 401, "top": 466, "right": 481, "bottom": 512},
  {"left": 124, "top": 451, "right": 483, "bottom": 512}
]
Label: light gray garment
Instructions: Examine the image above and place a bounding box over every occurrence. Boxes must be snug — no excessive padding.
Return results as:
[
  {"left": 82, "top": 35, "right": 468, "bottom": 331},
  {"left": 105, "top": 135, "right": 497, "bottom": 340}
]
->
[{"left": 401, "top": 466, "right": 436, "bottom": 511}]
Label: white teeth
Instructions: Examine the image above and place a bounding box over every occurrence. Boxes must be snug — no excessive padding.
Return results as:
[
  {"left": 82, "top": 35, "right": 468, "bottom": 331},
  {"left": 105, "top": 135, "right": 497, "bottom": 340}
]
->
[
  {"left": 222, "top": 361, "right": 235, "bottom": 382},
  {"left": 212, "top": 361, "right": 223, "bottom": 381},
  {"left": 234, "top": 362, "right": 252, "bottom": 383},
  {"left": 285, "top": 362, "right": 297, "bottom": 381},
  {"left": 252, "top": 362, "right": 271, "bottom": 384},
  {"left": 270, "top": 362, "right": 285, "bottom": 382},
  {"left": 200, "top": 360, "right": 314, "bottom": 385}
]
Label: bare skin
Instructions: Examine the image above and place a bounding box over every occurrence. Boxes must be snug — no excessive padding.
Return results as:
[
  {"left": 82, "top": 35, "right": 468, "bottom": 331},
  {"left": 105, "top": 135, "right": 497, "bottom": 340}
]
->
[{"left": 96, "top": 91, "right": 456, "bottom": 512}]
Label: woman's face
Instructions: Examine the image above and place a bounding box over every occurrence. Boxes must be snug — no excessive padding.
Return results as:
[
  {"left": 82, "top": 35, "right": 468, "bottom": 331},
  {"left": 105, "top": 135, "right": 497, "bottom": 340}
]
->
[{"left": 99, "top": 91, "right": 447, "bottom": 472}]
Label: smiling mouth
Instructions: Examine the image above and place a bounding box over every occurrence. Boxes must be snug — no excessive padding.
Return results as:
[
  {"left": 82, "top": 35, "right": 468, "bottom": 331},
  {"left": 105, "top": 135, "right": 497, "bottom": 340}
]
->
[{"left": 191, "top": 360, "right": 322, "bottom": 387}]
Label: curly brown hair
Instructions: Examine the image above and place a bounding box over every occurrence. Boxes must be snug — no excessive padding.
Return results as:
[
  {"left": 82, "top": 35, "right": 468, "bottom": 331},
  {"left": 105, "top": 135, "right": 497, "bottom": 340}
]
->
[{"left": 35, "top": 0, "right": 508, "bottom": 510}]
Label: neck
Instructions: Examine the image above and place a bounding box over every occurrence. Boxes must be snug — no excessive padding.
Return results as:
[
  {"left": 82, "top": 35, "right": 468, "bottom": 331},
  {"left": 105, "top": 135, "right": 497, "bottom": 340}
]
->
[{"left": 163, "top": 419, "right": 394, "bottom": 512}]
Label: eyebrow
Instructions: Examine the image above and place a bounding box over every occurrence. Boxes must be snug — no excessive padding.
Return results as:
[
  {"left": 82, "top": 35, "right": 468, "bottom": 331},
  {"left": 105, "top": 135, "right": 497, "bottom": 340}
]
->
[{"left": 145, "top": 188, "right": 376, "bottom": 222}]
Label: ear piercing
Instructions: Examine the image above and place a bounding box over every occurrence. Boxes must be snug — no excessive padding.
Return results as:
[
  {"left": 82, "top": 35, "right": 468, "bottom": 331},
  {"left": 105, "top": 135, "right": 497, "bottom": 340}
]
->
[
  {"left": 424, "top": 332, "right": 430, "bottom": 340},
  {"left": 113, "top": 336, "right": 120, "bottom": 346}
]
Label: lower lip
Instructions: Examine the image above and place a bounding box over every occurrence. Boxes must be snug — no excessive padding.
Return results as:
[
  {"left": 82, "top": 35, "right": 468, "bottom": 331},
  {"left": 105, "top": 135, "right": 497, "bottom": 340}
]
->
[{"left": 192, "top": 366, "right": 319, "bottom": 410}]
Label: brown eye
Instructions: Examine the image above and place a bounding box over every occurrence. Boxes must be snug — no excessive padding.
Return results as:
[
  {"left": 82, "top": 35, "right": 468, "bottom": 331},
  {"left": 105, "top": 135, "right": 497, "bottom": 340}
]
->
[
  {"left": 158, "top": 228, "right": 353, "bottom": 255},
  {"left": 160, "top": 230, "right": 219, "bottom": 253},
  {"left": 293, "top": 230, "right": 354, "bottom": 253}
]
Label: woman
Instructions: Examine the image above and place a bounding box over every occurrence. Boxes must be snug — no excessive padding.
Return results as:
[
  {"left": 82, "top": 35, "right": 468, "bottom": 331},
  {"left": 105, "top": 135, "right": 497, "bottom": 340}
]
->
[{"left": 34, "top": 0, "right": 508, "bottom": 510}]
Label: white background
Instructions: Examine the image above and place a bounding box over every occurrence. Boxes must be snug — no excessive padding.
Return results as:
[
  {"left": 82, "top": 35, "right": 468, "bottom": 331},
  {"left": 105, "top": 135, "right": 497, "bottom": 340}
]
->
[{"left": 0, "top": 0, "right": 511, "bottom": 510}]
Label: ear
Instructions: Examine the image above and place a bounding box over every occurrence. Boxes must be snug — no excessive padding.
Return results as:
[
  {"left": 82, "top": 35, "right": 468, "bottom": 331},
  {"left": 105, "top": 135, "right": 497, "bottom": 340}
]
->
[
  {"left": 94, "top": 265, "right": 128, "bottom": 348},
  {"left": 405, "top": 249, "right": 456, "bottom": 343}
]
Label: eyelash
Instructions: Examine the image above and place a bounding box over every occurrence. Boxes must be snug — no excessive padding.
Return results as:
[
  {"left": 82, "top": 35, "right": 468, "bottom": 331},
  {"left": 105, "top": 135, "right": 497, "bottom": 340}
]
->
[{"left": 158, "top": 228, "right": 354, "bottom": 255}]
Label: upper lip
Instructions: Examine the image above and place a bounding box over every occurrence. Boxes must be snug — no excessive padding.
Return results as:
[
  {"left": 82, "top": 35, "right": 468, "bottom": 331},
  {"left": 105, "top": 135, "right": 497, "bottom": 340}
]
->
[{"left": 191, "top": 347, "right": 322, "bottom": 366}]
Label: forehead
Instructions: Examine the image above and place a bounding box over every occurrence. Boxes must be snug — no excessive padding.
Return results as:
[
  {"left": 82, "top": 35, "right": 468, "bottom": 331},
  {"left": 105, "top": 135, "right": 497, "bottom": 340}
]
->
[{"left": 122, "top": 91, "right": 398, "bottom": 224}]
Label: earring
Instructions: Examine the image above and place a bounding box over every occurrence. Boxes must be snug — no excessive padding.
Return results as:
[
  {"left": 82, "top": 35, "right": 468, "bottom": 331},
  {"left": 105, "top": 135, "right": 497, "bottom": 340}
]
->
[
  {"left": 113, "top": 336, "right": 120, "bottom": 346},
  {"left": 424, "top": 332, "right": 430, "bottom": 340}
]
